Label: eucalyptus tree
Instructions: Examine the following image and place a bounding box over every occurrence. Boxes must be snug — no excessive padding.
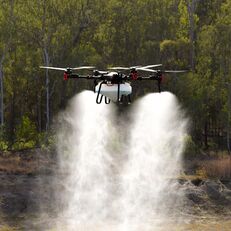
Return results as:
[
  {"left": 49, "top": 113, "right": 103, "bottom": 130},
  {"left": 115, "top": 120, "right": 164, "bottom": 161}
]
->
[
  {"left": 215, "top": 0, "right": 231, "bottom": 150},
  {"left": 187, "top": 0, "right": 230, "bottom": 148},
  {"left": 19, "top": 0, "right": 73, "bottom": 130},
  {"left": 0, "top": 0, "right": 15, "bottom": 127}
]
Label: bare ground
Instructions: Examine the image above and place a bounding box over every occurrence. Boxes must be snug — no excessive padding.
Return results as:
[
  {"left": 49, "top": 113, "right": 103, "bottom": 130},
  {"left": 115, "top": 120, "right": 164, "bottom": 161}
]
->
[{"left": 0, "top": 149, "right": 230, "bottom": 230}]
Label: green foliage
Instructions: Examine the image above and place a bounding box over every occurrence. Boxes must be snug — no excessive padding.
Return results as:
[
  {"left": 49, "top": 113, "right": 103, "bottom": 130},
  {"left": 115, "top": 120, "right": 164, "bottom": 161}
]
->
[
  {"left": 0, "top": 125, "right": 8, "bottom": 151},
  {"left": 160, "top": 39, "right": 190, "bottom": 67},
  {"left": 0, "top": 0, "right": 230, "bottom": 151},
  {"left": 13, "top": 116, "right": 37, "bottom": 150},
  {"left": 184, "top": 135, "right": 201, "bottom": 158}
]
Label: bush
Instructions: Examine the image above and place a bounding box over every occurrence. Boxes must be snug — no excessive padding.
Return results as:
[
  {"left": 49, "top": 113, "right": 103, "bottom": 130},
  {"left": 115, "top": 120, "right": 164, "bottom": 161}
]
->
[
  {"left": 184, "top": 135, "right": 201, "bottom": 158},
  {"left": 13, "top": 115, "right": 38, "bottom": 150},
  {"left": 0, "top": 125, "right": 8, "bottom": 151}
]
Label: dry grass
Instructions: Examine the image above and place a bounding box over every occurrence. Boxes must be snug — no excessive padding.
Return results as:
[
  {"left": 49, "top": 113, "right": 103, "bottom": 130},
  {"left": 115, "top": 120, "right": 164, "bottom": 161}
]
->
[
  {"left": 169, "top": 220, "right": 231, "bottom": 231},
  {"left": 0, "top": 155, "right": 39, "bottom": 174},
  {"left": 0, "top": 225, "right": 18, "bottom": 231},
  {"left": 199, "top": 156, "right": 231, "bottom": 179},
  {"left": 0, "top": 150, "right": 54, "bottom": 175},
  {"left": 41, "top": 220, "right": 231, "bottom": 231}
]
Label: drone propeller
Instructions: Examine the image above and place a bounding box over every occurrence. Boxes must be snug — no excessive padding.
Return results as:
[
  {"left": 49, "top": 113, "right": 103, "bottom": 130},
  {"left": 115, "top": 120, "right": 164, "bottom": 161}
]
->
[
  {"left": 108, "top": 65, "right": 144, "bottom": 70},
  {"left": 40, "top": 66, "right": 95, "bottom": 71},
  {"left": 136, "top": 68, "right": 188, "bottom": 73},
  {"left": 136, "top": 67, "right": 158, "bottom": 73},
  {"left": 141, "top": 64, "right": 162, "bottom": 69},
  {"left": 108, "top": 66, "right": 130, "bottom": 70},
  {"left": 163, "top": 70, "right": 188, "bottom": 73},
  {"left": 39, "top": 66, "right": 67, "bottom": 71},
  {"left": 108, "top": 64, "right": 162, "bottom": 71},
  {"left": 98, "top": 70, "right": 108, "bottom": 74},
  {"left": 72, "top": 66, "right": 95, "bottom": 70}
]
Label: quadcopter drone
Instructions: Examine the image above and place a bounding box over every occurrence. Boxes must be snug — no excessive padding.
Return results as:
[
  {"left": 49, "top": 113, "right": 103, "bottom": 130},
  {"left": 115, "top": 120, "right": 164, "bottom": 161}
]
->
[{"left": 40, "top": 64, "right": 187, "bottom": 104}]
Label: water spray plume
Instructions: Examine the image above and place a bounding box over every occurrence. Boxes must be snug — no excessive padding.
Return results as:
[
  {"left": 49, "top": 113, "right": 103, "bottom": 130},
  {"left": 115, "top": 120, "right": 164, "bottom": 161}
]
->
[
  {"left": 119, "top": 92, "right": 188, "bottom": 231},
  {"left": 56, "top": 91, "right": 116, "bottom": 230},
  {"left": 55, "top": 91, "right": 187, "bottom": 231}
]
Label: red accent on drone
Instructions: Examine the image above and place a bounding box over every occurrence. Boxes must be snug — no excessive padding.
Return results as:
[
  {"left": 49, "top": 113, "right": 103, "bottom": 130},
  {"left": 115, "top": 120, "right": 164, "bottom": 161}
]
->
[
  {"left": 131, "top": 72, "right": 138, "bottom": 80},
  {"left": 63, "top": 72, "right": 68, "bottom": 80}
]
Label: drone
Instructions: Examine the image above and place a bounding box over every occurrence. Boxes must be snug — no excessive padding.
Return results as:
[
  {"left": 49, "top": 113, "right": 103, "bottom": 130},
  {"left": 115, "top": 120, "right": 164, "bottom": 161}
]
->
[{"left": 40, "top": 64, "right": 187, "bottom": 104}]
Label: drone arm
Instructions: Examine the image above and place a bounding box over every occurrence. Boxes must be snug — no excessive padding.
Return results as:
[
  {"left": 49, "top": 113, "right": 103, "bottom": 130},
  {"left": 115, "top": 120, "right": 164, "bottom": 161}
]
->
[
  {"left": 127, "top": 75, "right": 159, "bottom": 81},
  {"left": 67, "top": 73, "right": 79, "bottom": 79},
  {"left": 130, "top": 75, "right": 162, "bottom": 92},
  {"left": 67, "top": 73, "right": 104, "bottom": 80}
]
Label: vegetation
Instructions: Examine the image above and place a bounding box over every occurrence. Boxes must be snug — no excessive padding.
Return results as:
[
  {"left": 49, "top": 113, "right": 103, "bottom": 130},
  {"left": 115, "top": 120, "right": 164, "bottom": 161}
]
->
[
  {"left": 0, "top": 0, "right": 230, "bottom": 152},
  {"left": 199, "top": 155, "right": 231, "bottom": 179}
]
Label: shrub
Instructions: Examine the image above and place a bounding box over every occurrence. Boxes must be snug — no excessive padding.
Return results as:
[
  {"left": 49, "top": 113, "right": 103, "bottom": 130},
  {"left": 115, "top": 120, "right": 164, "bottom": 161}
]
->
[
  {"left": 183, "top": 135, "right": 201, "bottom": 158},
  {"left": 0, "top": 125, "right": 8, "bottom": 151},
  {"left": 13, "top": 115, "right": 37, "bottom": 150}
]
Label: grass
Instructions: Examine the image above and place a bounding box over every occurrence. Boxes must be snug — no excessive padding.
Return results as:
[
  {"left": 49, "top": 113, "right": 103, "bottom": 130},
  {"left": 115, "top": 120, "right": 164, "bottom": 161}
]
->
[
  {"left": 0, "top": 225, "right": 18, "bottom": 231},
  {"left": 175, "top": 220, "right": 231, "bottom": 231},
  {"left": 0, "top": 155, "right": 38, "bottom": 174},
  {"left": 0, "top": 149, "right": 55, "bottom": 175},
  {"left": 199, "top": 156, "right": 231, "bottom": 179},
  {"left": 28, "top": 220, "right": 231, "bottom": 231},
  {"left": 161, "top": 220, "right": 231, "bottom": 231},
  {"left": 184, "top": 150, "right": 231, "bottom": 179}
]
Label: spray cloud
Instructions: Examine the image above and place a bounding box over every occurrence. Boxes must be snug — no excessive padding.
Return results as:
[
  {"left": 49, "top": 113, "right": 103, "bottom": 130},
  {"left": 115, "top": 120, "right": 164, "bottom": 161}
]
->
[{"left": 55, "top": 91, "right": 187, "bottom": 231}]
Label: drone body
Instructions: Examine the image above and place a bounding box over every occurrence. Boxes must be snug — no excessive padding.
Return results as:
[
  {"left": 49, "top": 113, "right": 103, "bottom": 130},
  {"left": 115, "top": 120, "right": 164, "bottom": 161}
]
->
[
  {"left": 40, "top": 65, "right": 186, "bottom": 104},
  {"left": 95, "top": 82, "right": 132, "bottom": 103}
]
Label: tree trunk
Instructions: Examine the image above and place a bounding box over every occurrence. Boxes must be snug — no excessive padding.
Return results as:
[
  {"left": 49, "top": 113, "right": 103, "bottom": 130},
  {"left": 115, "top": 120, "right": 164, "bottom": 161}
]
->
[
  {"left": 0, "top": 0, "right": 14, "bottom": 128},
  {"left": 186, "top": 0, "right": 197, "bottom": 71},
  {"left": 43, "top": 48, "right": 50, "bottom": 131},
  {"left": 227, "top": 84, "right": 231, "bottom": 153},
  {"left": 0, "top": 56, "right": 5, "bottom": 126},
  {"left": 204, "top": 121, "right": 208, "bottom": 149},
  {"left": 0, "top": 67, "right": 3, "bottom": 126},
  {"left": 9, "top": 92, "right": 15, "bottom": 148},
  {"left": 37, "top": 88, "right": 42, "bottom": 133}
]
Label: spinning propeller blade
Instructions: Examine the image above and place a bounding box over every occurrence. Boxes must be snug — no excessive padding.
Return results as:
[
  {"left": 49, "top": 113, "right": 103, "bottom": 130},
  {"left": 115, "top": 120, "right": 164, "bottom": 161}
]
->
[
  {"left": 40, "top": 66, "right": 95, "bottom": 71},
  {"left": 39, "top": 66, "right": 67, "bottom": 71},
  {"left": 109, "top": 64, "right": 162, "bottom": 71},
  {"left": 108, "top": 67, "right": 130, "bottom": 70},
  {"left": 98, "top": 70, "right": 108, "bottom": 74},
  {"left": 136, "top": 67, "right": 158, "bottom": 73},
  {"left": 73, "top": 66, "right": 95, "bottom": 70},
  {"left": 141, "top": 64, "right": 162, "bottom": 69},
  {"left": 163, "top": 70, "right": 188, "bottom": 73}
]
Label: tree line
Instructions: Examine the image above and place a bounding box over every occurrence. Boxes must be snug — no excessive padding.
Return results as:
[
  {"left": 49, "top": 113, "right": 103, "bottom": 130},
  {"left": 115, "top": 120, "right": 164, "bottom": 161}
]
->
[{"left": 0, "top": 0, "right": 230, "bottom": 151}]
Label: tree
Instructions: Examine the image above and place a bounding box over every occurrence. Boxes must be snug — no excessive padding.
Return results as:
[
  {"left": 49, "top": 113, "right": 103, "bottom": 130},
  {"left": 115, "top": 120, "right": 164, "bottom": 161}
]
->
[{"left": 0, "top": 0, "right": 15, "bottom": 127}]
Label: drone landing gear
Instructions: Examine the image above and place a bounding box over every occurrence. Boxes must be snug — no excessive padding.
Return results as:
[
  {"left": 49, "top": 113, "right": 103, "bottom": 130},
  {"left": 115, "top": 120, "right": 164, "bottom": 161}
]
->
[
  {"left": 158, "top": 81, "right": 161, "bottom": 93},
  {"left": 105, "top": 97, "right": 110, "bottom": 104},
  {"left": 96, "top": 81, "right": 111, "bottom": 104},
  {"left": 96, "top": 94, "right": 110, "bottom": 104},
  {"left": 157, "top": 74, "right": 163, "bottom": 93},
  {"left": 116, "top": 83, "right": 131, "bottom": 104},
  {"left": 119, "top": 95, "right": 131, "bottom": 104}
]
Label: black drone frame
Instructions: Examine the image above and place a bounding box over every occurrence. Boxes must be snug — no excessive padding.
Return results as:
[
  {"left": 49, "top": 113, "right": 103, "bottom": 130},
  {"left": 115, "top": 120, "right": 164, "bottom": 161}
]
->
[{"left": 65, "top": 70, "right": 163, "bottom": 104}]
